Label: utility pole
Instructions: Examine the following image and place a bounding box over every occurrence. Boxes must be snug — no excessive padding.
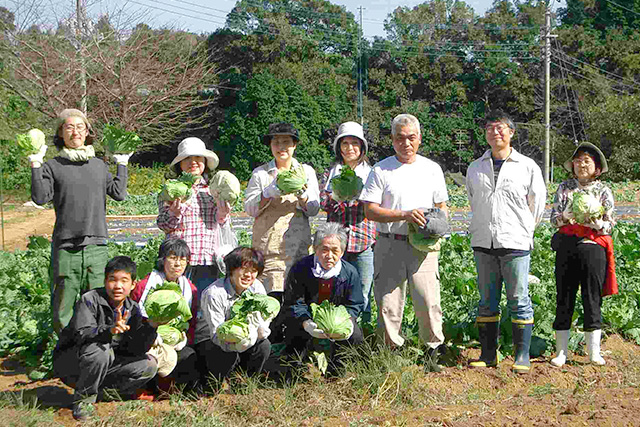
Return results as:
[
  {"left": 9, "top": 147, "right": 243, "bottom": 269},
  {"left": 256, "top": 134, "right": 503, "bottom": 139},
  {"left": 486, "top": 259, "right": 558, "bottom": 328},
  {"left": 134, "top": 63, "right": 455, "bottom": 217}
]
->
[
  {"left": 357, "top": 6, "right": 364, "bottom": 125},
  {"left": 76, "top": 0, "right": 87, "bottom": 114},
  {"left": 543, "top": 5, "right": 557, "bottom": 184}
]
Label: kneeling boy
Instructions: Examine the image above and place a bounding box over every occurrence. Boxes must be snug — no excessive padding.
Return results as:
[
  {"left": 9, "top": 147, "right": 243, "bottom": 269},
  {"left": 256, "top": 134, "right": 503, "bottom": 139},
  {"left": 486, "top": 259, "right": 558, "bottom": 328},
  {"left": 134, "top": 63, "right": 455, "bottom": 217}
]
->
[{"left": 54, "top": 256, "right": 159, "bottom": 420}]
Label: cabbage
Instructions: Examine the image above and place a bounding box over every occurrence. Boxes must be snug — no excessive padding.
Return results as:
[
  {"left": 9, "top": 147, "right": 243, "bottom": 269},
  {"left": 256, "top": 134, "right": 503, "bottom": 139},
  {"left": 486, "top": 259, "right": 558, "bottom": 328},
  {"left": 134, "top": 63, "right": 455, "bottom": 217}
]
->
[
  {"left": 217, "top": 317, "right": 250, "bottom": 343},
  {"left": 310, "top": 300, "right": 353, "bottom": 340},
  {"left": 17, "top": 129, "right": 46, "bottom": 155},
  {"left": 276, "top": 165, "right": 307, "bottom": 194},
  {"left": 144, "top": 281, "right": 192, "bottom": 324},
  {"left": 330, "top": 166, "right": 363, "bottom": 202},
  {"left": 210, "top": 170, "right": 241, "bottom": 203},
  {"left": 408, "top": 222, "right": 443, "bottom": 253},
  {"left": 157, "top": 325, "right": 185, "bottom": 346},
  {"left": 158, "top": 172, "right": 199, "bottom": 202},
  {"left": 230, "top": 291, "right": 281, "bottom": 321},
  {"left": 572, "top": 191, "right": 604, "bottom": 224},
  {"left": 102, "top": 123, "right": 142, "bottom": 154}
]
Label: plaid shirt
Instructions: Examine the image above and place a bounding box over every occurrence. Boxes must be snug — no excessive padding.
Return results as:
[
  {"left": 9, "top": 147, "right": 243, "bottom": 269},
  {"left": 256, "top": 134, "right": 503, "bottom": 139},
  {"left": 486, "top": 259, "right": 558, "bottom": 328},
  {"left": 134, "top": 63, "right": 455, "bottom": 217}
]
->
[
  {"left": 320, "top": 168, "right": 376, "bottom": 253},
  {"left": 157, "top": 178, "right": 226, "bottom": 266}
]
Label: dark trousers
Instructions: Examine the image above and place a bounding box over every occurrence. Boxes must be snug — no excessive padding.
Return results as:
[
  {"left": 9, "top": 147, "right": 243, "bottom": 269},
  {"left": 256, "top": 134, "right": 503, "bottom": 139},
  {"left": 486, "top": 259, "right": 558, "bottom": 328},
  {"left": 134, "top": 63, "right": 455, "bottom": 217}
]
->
[
  {"left": 284, "top": 316, "right": 364, "bottom": 366},
  {"left": 54, "top": 342, "right": 157, "bottom": 403},
  {"left": 267, "top": 291, "right": 285, "bottom": 343},
  {"left": 169, "top": 345, "right": 199, "bottom": 386},
  {"left": 195, "top": 338, "right": 271, "bottom": 382},
  {"left": 554, "top": 235, "right": 606, "bottom": 331}
]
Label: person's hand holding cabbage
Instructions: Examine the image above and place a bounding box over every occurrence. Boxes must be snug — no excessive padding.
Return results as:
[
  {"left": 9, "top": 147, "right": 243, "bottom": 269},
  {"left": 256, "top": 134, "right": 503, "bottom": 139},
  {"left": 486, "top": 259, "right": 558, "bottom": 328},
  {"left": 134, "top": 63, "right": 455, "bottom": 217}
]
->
[{"left": 306, "top": 300, "right": 354, "bottom": 341}]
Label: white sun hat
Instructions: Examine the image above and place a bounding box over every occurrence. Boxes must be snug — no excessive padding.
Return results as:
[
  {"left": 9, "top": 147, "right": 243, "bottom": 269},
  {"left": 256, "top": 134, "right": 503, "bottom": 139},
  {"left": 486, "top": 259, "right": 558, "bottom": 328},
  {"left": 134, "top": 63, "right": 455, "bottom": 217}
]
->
[
  {"left": 332, "top": 121, "right": 368, "bottom": 155},
  {"left": 170, "top": 137, "right": 219, "bottom": 172}
]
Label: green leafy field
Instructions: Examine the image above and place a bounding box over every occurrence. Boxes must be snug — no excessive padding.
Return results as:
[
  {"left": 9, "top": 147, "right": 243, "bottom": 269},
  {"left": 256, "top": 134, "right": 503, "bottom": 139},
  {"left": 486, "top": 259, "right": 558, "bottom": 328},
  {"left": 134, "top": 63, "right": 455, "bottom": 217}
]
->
[{"left": 2, "top": 223, "right": 639, "bottom": 379}]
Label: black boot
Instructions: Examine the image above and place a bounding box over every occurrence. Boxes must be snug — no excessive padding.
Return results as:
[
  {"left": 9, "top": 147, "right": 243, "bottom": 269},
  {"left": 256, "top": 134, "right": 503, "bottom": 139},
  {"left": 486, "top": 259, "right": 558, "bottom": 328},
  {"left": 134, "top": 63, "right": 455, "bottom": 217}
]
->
[
  {"left": 469, "top": 317, "right": 499, "bottom": 368},
  {"left": 511, "top": 319, "right": 533, "bottom": 374}
]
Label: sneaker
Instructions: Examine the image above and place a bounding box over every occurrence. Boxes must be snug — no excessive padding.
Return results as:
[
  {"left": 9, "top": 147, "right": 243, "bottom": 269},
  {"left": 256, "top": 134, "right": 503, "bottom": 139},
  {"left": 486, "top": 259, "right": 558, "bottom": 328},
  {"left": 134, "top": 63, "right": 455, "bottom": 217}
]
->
[{"left": 72, "top": 400, "right": 95, "bottom": 421}]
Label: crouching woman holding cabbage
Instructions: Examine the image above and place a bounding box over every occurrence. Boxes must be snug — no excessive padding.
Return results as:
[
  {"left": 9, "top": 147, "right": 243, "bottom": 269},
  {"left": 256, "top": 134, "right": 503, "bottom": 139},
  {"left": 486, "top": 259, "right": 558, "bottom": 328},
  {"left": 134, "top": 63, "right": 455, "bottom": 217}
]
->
[
  {"left": 549, "top": 142, "right": 617, "bottom": 368},
  {"left": 195, "top": 247, "right": 275, "bottom": 382},
  {"left": 283, "top": 223, "right": 364, "bottom": 370}
]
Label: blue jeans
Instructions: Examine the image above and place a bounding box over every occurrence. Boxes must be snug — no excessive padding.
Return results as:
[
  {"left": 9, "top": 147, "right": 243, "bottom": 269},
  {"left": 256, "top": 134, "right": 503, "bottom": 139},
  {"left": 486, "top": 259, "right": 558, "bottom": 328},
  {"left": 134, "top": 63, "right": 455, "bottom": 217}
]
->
[
  {"left": 343, "top": 246, "right": 374, "bottom": 322},
  {"left": 473, "top": 250, "right": 534, "bottom": 320}
]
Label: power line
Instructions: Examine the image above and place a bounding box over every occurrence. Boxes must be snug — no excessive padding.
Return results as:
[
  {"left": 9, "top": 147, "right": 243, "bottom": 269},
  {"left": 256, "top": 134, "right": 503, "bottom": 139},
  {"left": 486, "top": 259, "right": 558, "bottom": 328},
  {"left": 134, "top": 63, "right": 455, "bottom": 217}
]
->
[
  {"left": 553, "top": 38, "right": 580, "bottom": 143},
  {"left": 127, "top": 0, "right": 226, "bottom": 26},
  {"left": 603, "top": 0, "right": 640, "bottom": 17},
  {"left": 552, "top": 48, "right": 640, "bottom": 89}
]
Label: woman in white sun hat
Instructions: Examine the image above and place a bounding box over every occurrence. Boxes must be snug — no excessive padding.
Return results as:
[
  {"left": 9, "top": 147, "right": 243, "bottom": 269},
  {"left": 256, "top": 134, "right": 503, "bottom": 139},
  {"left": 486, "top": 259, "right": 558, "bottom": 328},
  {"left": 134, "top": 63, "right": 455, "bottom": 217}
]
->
[
  {"left": 157, "top": 137, "right": 231, "bottom": 298},
  {"left": 320, "top": 121, "right": 376, "bottom": 323}
]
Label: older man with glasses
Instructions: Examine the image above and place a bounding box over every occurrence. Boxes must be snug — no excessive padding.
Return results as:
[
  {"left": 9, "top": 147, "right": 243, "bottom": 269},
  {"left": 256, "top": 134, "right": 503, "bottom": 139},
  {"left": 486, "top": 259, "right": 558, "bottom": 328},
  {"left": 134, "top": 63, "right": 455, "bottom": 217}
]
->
[
  {"left": 30, "top": 109, "right": 132, "bottom": 334},
  {"left": 466, "top": 110, "right": 546, "bottom": 374}
]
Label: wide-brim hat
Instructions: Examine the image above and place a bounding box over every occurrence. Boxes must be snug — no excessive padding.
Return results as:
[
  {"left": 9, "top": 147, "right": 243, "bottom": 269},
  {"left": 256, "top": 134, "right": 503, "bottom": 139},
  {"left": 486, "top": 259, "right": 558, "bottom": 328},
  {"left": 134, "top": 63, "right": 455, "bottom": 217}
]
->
[
  {"left": 563, "top": 142, "right": 608, "bottom": 174},
  {"left": 262, "top": 122, "right": 299, "bottom": 145},
  {"left": 332, "top": 121, "right": 368, "bottom": 155},
  {"left": 171, "top": 137, "right": 219, "bottom": 171},
  {"left": 56, "top": 108, "right": 92, "bottom": 133}
]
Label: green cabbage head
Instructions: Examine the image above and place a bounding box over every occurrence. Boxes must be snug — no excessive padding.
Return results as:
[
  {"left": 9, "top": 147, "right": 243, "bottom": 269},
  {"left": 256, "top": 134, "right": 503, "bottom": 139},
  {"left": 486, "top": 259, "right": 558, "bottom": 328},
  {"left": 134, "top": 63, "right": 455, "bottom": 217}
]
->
[
  {"left": 277, "top": 165, "right": 307, "bottom": 194},
  {"left": 17, "top": 129, "right": 46, "bottom": 155},
  {"left": 144, "top": 281, "right": 192, "bottom": 324},
  {"left": 157, "top": 324, "right": 185, "bottom": 346},
  {"left": 331, "top": 166, "right": 363, "bottom": 201},
  {"left": 230, "top": 291, "right": 281, "bottom": 321},
  {"left": 102, "top": 123, "right": 142, "bottom": 154},
  {"left": 407, "top": 222, "right": 443, "bottom": 253},
  {"left": 310, "top": 300, "right": 353, "bottom": 339},
  {"left": 210, "top": 170, "right": 241, "bottom": 203},
  {"left": 217, "top": 317, "right": 250, "bottom": 343},
  {"left": 158, "top": 172, "right": 199, "bottom": 202},
  {"left": 572, "top": 191, "right": 604, "bottom": 224}
]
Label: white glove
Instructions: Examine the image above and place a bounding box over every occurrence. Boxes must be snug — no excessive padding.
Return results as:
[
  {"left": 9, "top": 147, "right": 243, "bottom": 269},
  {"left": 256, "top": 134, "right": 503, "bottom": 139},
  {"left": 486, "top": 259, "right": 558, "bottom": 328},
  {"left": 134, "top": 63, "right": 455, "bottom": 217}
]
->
[
  {"left": 247, "top": 311, "right": 271, "bottom": 340},
  {"left": 303, "top": 319, "right": 328, "bottom": 339},
  {"left": 28, "top": 144, "right": 48, "bottom": 167},
  {"left": 174, "top": 332, "right": 188, "bottom": 351},
  {"left": 113, "top": 152, "right": 133, "bottom": 165},
  {"left": 583, "top": 218, "right": 605, "bottom": 230},
  {"left": 229, "top": 327, "right": 258, "bottom": 353},
  {"left": 262, "top": 181, "right": 282, "bottom": 199}
]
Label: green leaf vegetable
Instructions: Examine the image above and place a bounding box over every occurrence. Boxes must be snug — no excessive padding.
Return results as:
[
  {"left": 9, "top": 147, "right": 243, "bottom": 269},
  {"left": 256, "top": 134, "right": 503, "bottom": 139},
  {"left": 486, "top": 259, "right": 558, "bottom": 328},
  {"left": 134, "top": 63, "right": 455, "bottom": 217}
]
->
[
  {"left": 572, "top": 191, "right": 605, "bottom": 224},
  {"left": 276, "top": 165, "right": 307, "bottom": 194},
  {"left": 407, "top": 222, "right": 443, "bottom": 253},
  {"left": 144, "top": 281, "right": 192, "bottom": 324},
  {"left": 16, "top": 129, "right": 46, "bottom": 155},
  {"left": 310, "top": 300, "right": 353, "bottom": 340},
  {"left": 102, "top": 123, "right": 142, "bottom": 154},
  {"left": 330, "top": 166, "right": 363, "bottom": 201},
  {"left": 158, "top": 172, "right": 199, "bottom": 202},
  {"left": 217, "top": 317, "right": 251, "bottom": 343},
  {"left": 230, "top": 291, "right": 281, "bottom": 321},
  {"left": 210, "top": 170, "right": 242, "bottom": 203},
  {"left": 157, "top": 324, "right": 185, "bottom": 346}
]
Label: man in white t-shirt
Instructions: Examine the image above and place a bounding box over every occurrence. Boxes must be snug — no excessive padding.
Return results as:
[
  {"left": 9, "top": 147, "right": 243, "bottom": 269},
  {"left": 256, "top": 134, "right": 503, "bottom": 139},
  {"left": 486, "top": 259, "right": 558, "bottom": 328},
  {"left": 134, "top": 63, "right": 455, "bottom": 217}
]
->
[{"left": 360, "top": 114, "right": 449, "bottom": 372}]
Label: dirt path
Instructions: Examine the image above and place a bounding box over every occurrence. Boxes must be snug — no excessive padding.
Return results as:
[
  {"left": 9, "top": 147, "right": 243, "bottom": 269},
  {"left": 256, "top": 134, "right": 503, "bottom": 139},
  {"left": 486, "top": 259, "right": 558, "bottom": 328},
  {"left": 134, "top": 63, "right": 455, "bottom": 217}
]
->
[{"left": 0, "top": 206, "right": 55, "bottom": 251}]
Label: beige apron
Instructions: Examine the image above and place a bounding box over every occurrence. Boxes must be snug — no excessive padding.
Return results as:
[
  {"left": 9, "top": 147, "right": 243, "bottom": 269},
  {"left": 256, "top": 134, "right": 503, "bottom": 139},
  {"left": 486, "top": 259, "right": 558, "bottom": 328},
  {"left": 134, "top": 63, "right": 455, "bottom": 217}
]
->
[{"left": 252, "top": 190, "right": 312, "bottom": 294}]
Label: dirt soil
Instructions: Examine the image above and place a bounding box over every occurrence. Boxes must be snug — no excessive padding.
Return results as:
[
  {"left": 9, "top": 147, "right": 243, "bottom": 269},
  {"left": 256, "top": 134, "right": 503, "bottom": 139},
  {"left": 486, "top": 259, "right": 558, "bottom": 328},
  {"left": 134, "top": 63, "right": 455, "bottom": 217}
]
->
[{"left": 0, "top": 205, "right": 55, "bottom": 251}]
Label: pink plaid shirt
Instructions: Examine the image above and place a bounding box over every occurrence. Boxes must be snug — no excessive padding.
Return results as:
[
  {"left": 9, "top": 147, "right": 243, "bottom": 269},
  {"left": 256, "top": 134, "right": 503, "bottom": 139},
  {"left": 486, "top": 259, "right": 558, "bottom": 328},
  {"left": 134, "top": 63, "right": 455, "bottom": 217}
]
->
[{"left": 157, "top": 178, "right": 230, "bottom": 266}]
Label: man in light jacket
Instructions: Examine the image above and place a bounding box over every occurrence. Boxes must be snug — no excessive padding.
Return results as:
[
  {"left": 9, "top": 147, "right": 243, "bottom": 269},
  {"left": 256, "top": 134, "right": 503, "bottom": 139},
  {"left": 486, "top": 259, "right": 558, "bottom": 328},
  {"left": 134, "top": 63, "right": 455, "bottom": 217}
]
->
[{"left": 466, "top": 110, "right": 546, "bottom": 374}]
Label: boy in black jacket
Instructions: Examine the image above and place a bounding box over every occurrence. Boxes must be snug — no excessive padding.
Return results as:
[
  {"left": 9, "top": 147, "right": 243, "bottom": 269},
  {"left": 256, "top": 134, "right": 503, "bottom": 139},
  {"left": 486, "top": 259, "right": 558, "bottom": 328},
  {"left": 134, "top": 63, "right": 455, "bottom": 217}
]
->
[{"left": 53, "top": 256, "right": 159, "bottom": 421}]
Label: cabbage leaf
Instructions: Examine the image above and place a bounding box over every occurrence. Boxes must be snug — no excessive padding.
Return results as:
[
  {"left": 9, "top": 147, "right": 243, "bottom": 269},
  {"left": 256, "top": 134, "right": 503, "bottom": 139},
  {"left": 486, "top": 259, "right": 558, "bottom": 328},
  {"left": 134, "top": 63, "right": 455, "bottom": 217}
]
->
[
  {"left": 230, "top": 291, "right": 281, "bottom": 321},
  {"left": 102, "top": 123, "right": 142, "bottom": 154},
  {"left": 157, "top": 325, "right": 185, "bottom": 346},
  {"left": 330, "top": 166, "right": 363, "bottom": 202},
  {"left": 276, "top": 165, "right": 307, "bottom": 194},
  {"left": 572, "top": 191, "right": 604, "bottom": 224},
  {"left": 310, "top": 300, "right": 353, "bottom": 339},
  {"left": 158, "top": 172, "right": 199, "bottom": 202},
  {"left": 217, "top": 317, "right": 250, "bottom": 343},
  {"left": 17, "top": 129, "right": 46, "bottom": 155},
  {"left": 144, "top": 281, "right": 192, "bottom": 324},
  {"left": 407, "top": 222, "right": 443, "bottom": 253}
]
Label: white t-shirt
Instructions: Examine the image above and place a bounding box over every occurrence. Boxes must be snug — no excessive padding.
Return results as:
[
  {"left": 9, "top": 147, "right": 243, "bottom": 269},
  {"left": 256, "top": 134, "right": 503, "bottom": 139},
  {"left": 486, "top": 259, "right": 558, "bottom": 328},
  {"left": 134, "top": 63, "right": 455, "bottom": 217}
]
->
[{"left": 359, "top": 155, "right": 448, "bottom": 235}]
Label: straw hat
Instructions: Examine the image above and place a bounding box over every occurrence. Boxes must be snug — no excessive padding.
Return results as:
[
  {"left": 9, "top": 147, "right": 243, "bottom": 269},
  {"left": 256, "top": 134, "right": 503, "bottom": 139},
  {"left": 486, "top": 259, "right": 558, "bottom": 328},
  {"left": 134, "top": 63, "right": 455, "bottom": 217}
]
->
[
  {"left": 332, "top": 121, "right": 368, "bottom": 155},
  {"left": 170, "top": 137, "right": 219, "bottom": 171},
  {"left": 563, "top": 142, "right": 608, "bottom": 174}
]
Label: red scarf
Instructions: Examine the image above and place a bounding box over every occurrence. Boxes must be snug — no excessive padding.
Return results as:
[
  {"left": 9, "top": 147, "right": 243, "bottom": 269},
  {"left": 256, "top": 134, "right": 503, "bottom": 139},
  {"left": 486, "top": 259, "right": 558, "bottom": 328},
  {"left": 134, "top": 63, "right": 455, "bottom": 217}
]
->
[{"left": 558, "top": 224, "right": 618, "bottom": 296}]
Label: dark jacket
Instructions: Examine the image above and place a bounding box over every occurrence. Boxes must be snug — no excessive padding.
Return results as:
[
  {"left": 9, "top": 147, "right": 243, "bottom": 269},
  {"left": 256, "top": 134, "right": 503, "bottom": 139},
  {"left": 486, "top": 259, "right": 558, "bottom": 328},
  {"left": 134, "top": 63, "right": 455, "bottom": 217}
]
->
[
  {"left": 54, "top": 288, "right": 157, "bottom": 360},
  {"left": 31, "top": 157, "right": 127, "bottom": 243},
  {"left": 284, "top": 255, "right": 364, "bottom": 324}
]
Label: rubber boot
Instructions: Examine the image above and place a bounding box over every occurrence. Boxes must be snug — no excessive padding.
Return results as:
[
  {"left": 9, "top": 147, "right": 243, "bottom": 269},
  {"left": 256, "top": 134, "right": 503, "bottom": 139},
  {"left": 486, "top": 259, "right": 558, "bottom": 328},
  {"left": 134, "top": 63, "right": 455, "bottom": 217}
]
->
[
  {"left": 550, "top": 330, "right": 570, "bottom": 368},
  {"left": 585, "top": 329, "right": 606, "bottom": 365},
  {"left": 511, "top": 319, "right": 533, "bottom": 374},
  {"left": 469, "top": 317, "right": 499, "bottom": 368}
]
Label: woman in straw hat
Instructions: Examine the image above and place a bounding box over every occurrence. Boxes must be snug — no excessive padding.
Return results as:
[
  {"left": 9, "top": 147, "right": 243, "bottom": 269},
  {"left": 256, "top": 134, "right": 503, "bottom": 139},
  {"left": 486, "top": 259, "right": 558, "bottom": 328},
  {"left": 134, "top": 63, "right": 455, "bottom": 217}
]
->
[
  {"left": 30, "top": 108, "right": 132, "bottom": 334},
  {"left": 549, "top": 142, "right": 617, "bottom": 368},
  {"left": 244, "top": 123, "right": 320, "bottom": 340},
  {"left": 157, "top": 137, "right": 231, "bottom": 299},
  {"left": 319, "top": 121, "right": 376, "bottom": 323}
]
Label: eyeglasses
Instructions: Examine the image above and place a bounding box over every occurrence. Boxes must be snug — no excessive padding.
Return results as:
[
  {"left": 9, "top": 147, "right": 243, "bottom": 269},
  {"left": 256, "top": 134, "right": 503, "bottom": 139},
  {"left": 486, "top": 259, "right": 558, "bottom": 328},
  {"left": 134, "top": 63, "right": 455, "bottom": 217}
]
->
[
  {"left": 485, "top": 124, "right": 510, "bottom": 133},
  {"left": 166, "top": 255, "right": 188, "bottom": 266},
  {"left": 572, "top": 157, "right": 595, "bottom": 167},
  {"left": 63, "top": 123, "right": 87, "bottom": 133}
]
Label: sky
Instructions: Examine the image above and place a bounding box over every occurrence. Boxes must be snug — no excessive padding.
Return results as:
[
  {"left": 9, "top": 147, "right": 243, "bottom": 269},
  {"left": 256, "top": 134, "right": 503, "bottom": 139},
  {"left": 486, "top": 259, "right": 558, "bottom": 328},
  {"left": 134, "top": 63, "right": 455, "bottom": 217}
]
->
[{"left": 2, "top": 0, "right": 566, "bottom": 38}]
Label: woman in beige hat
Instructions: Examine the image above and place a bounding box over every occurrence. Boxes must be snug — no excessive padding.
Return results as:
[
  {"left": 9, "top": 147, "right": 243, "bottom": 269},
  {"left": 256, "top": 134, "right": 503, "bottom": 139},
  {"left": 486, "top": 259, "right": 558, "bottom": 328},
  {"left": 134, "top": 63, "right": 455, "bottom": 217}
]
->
[
  {"left": 320, "top": 121, "right": 376, "bottom": 323},
  {"left": 157, "top": 137, "right": 230, "bottom": 298},
  {"left": 244, "top": 123, "right": 320, "bottom": 340},
  {"left": 549, "top": 142, "right": 617, "bottom": 368},
  {"left": 30, "top": 108, "right": 132, "bottom": 335}
]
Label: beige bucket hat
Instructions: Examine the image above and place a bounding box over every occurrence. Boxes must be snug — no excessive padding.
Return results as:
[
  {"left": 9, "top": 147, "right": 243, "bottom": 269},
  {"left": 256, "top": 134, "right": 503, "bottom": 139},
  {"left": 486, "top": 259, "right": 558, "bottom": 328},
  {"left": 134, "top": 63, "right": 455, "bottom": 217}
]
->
[
  {"left": 170, "top": 137, "right": 219, "bottom": 171},
  {"left": 332, "top": 121, "right": 368, "bottom": 155}
]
